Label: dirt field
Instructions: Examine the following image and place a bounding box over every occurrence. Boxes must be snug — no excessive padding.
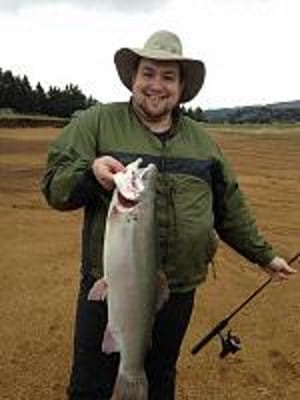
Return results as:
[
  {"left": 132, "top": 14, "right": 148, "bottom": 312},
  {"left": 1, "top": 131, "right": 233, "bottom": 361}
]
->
[{"left": 1, "top": 124, "right": 299, "bottom": 400}]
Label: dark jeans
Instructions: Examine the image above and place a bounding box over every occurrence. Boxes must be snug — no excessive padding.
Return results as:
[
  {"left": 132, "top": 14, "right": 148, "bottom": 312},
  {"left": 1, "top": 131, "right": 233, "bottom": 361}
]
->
[{"left": 67, "top": 274, "right": 195, "bottom": 400}]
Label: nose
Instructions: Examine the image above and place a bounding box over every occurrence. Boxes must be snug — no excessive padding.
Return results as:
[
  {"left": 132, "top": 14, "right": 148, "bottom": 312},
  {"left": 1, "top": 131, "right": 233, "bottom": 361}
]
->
[{"left": 149, "top": 75, "right": 164, "bottom": 92}]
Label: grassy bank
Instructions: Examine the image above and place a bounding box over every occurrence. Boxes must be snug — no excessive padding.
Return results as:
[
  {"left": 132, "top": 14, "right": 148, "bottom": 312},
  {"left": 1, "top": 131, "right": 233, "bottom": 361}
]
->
[{"left": 0, "top": 113, "right": 69, "bottom": 128}]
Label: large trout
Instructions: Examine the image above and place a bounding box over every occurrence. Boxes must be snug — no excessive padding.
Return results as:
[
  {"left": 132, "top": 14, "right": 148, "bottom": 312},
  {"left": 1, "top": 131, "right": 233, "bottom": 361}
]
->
[{"left": 88, "top": 158, "right": 167, "bottom": 399}]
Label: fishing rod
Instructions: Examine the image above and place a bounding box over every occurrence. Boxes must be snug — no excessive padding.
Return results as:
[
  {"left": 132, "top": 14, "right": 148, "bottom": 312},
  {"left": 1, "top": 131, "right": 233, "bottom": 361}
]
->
[{"left": 191, "top": 252, "right": 300, "bottom": 358}]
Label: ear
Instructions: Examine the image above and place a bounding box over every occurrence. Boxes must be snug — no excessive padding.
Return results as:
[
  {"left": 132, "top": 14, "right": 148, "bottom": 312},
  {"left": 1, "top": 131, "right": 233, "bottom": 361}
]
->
[
  {"left": 179, "top": 79, "right": 185, "bottom": 102},
  {"left": 131, "top": 58, "right": 141, "bottom": 89},
  {"left": 131, "top": 70, "right": 137, "bottom": 88}
]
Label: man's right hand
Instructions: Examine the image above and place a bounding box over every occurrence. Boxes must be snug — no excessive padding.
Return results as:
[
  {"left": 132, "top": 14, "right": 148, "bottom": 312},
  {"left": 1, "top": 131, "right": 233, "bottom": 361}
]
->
[{"left": 92, "top": 156, "right": 125, "bottom": 191}]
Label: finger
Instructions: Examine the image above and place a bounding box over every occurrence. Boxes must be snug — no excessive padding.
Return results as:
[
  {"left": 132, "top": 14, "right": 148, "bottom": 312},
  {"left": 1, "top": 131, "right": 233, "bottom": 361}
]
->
[
  {"left": 111, "top": 160, "right": 125, "bottom": 173},
  {"left": 277, "top": 273, "right": 289, "bottom": 281},
  {"left": 104, "top": 157, "right": 125, "bottom": 173},
  {"left": 274, "top": 269, "right": 295, "bottom": 281},
  {"left": 279, "top": 266, "right": 297, "bottom": 275},
  {"left": 99, "top": 177, "right": 114, "bottom": 191},
  {"left": 265, "top": 266, "right": 293, "bottom": 281}
]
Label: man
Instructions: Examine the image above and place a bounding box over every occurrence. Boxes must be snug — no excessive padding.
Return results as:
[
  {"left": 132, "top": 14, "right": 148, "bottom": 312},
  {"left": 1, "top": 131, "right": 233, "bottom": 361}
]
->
[{"left": 41, "top": 30, "right": 295, "bottom": 400}]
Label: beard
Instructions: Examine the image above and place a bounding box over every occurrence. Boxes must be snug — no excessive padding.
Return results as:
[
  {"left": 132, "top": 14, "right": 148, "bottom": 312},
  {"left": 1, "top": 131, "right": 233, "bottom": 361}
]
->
[{"left": 133, "top": 94, "right": 174, "bottom": 122}]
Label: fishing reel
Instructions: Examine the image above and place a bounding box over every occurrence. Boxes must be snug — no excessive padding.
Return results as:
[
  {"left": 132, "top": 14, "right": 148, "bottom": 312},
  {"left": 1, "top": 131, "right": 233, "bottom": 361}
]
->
[
  {"left": 191, "top": 252, "right": 299, "bottom": 359},
  {"left": 218, "top": 330, "right": 241, "bottom": 358}
]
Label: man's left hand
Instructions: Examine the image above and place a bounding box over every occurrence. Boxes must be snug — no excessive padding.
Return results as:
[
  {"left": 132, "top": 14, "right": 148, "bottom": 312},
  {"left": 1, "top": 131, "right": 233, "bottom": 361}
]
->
[{"left": 264, "top": 256, "right": 297, "bottom": 280}]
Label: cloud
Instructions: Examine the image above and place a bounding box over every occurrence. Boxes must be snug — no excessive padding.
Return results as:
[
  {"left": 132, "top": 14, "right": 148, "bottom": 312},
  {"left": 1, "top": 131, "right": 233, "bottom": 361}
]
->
[{"left": 0, "top": 0, "right": 170, "bottom": 13}]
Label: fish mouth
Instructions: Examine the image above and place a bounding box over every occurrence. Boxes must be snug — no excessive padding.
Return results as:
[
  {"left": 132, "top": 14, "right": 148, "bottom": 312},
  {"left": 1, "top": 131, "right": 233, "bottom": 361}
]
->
[
  {"left": 112, "top": 158, "right": 157, "bottom": 213},
  {"left": 117, "top": 191, "right": 140, "bottom": 210}
]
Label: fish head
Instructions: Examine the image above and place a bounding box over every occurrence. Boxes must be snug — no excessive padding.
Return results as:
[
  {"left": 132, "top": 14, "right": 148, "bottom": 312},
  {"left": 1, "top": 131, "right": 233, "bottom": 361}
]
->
[
  {"left": 138, "top": 163, "right": 158, "bottom": 195},
  {"left": 112, "top": 158, "right": 157, "bottom": 213}
]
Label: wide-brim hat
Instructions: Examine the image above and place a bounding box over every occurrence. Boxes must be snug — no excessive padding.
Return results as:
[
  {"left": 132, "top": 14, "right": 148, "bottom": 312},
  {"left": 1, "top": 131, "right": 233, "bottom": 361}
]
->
[{"left": 114, "top": 30, "right": 206, "bottom": 103}]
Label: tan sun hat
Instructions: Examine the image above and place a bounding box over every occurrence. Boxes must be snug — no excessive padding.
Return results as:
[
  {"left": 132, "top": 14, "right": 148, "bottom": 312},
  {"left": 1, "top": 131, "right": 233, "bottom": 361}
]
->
[{"left": 114, "top": 30, "right": 206, "bottom": 103}]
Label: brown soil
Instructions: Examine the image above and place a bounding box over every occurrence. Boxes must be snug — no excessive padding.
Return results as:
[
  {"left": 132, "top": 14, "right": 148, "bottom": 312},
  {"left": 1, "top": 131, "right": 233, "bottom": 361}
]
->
[
  {"left": 0, "top": 117, "right": 68, "bottom": 129},
  {"left": 1, "top": 125, "right": 299, "bottom": 400}
]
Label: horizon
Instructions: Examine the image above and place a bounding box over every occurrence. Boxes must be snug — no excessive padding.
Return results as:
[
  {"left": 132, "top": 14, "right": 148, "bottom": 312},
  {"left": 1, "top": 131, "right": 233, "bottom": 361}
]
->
[{"left": 1, "top": 64, "right": 299, "bottom": 112}]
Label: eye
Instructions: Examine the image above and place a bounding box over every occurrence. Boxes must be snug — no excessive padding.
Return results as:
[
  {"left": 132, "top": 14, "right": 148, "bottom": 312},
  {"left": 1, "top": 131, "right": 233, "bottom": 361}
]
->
[
  {"left": 164, "top": 74, "right": 176, "bottom": 82},
  {"left": 142, "top": 70, "right": 154, "bottom": 79}
]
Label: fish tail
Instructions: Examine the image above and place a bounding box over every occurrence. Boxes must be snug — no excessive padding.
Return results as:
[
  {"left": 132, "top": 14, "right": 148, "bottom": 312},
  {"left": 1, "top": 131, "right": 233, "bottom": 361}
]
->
[{"left": 112, "top": 370, "right": 148, "bottom": 400}]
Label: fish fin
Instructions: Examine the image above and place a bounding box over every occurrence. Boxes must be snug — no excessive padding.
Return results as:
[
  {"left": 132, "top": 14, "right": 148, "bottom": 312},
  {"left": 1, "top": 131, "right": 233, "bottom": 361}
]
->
[
  {"left": 102, "top": 326, "right": 119, "bottom": 354},
  {"left": 112, "top": 370, "right": 148, "bottom": 400},
  {"left": 87, "top": 278, "right": 108, "bottom": 301},
  {"left": 155, "top": 270, "right": 170, "bottom": 311}
]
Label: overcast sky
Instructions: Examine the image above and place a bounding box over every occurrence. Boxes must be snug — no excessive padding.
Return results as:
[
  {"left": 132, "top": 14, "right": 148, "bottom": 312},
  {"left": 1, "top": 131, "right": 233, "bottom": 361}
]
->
[{"left": 0, "top": 0, "right": 299, "bottom": 109}]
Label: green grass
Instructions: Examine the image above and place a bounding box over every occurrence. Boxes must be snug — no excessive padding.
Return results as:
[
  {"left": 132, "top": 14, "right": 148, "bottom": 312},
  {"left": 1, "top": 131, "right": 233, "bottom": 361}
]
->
[
  {"left": 0, "top": 113, "right": 68, "bottom": 121},
  {"left": 202, "top": 122, "right": 300, "bottom": 136}
]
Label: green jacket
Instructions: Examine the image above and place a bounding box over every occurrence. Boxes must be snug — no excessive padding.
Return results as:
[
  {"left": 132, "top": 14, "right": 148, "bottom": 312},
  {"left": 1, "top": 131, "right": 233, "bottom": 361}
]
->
[{"left": 41, "top": 102, "right": 275, "bottom": 292}]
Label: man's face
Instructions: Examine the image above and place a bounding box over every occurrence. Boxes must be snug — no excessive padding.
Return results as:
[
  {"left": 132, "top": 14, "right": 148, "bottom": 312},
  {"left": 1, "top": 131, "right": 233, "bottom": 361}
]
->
[{"left": 131, "top": 58, "right": 183, "bottom": 122}]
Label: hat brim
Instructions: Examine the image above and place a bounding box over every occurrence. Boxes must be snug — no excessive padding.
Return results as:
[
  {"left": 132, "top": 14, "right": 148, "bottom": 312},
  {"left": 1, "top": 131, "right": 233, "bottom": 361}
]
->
[{"left": 114, "top": 47, "right": 206, "bottom": 103}]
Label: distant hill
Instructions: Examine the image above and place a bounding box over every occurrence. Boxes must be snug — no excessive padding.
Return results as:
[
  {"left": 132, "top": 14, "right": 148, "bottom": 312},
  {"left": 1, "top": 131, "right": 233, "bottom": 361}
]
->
[
  {"left": 266, "top": 100, "right": 300, "bottom": 109},
  {"left": 202, "top": 100, "right": 300, "bottom": 124}
]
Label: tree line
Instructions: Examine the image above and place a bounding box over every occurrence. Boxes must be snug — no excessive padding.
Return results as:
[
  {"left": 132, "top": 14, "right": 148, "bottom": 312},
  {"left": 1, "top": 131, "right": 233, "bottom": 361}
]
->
[
  {"left": 183, "top": 104, "right": 300, "bottom": 124},
  {"left": 0, "top": 68, "right": 97, "bottom": 118},
  {"left": 2, "top": 67, "right": 299, "bottom": 123}
]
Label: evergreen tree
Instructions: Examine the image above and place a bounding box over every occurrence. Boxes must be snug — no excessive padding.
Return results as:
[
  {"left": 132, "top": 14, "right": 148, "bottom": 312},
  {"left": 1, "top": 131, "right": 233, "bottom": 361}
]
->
[
  {"left": 34, "top": 82, "right": 47, "bottom": 114},
  {"left": 0, "top": 67, "right": 98, "bottom": 117}
]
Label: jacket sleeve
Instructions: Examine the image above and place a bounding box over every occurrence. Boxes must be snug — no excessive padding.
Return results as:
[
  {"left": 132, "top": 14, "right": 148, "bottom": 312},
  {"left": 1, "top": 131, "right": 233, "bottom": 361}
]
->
[
  {"left": 212, "top": 146, "right": 275, "bottom": 267},
  {"left": 41, "top": 105, "right": 107, "bottom": 211}
]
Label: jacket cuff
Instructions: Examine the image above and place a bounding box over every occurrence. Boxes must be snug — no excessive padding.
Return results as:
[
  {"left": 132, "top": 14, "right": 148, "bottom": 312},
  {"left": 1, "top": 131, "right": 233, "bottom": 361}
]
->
[{"left": 70, "top": 168, "right": 109, "bottom": 206}]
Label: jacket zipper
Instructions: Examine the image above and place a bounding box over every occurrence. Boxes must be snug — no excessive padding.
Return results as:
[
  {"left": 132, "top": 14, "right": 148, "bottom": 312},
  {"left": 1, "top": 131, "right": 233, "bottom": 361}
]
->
[{"left": 160, "top": 139, "right": 169, "bottom": 267}]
